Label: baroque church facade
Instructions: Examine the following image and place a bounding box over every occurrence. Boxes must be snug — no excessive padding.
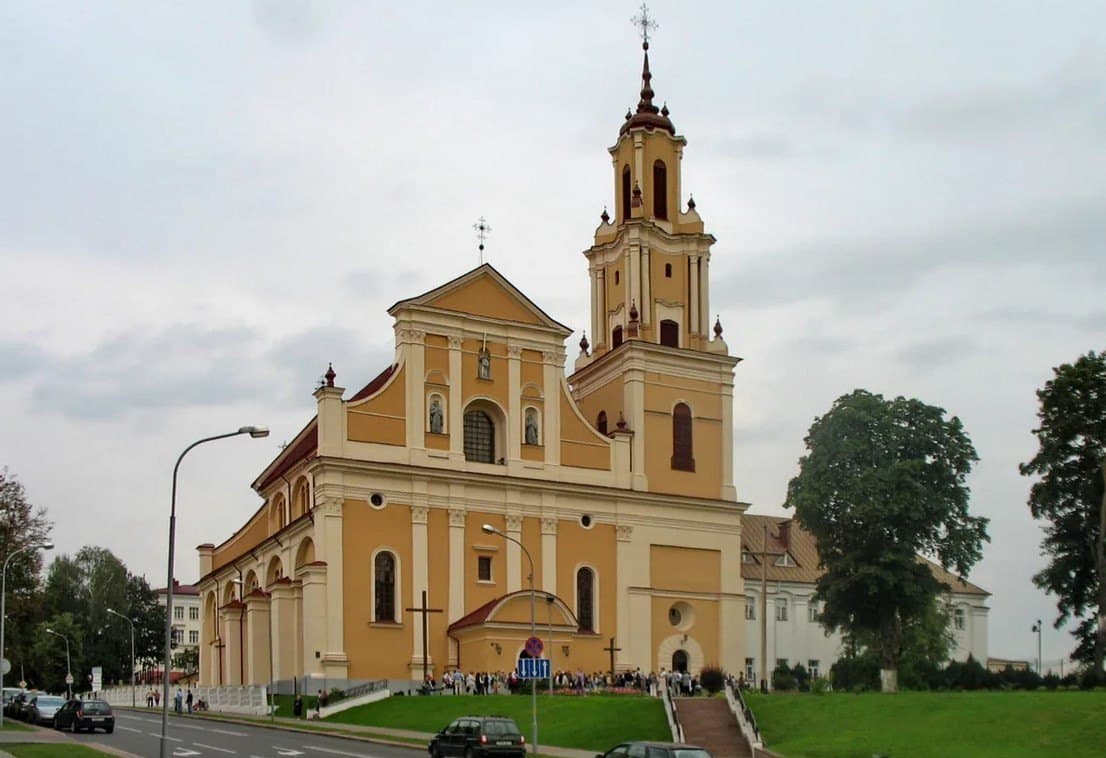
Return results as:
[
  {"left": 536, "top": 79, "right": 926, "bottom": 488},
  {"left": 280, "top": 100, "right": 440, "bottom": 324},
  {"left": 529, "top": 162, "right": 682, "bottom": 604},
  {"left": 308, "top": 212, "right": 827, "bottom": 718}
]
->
[{"left": 196, "top": 39, "right": 748, "bottom": 686}]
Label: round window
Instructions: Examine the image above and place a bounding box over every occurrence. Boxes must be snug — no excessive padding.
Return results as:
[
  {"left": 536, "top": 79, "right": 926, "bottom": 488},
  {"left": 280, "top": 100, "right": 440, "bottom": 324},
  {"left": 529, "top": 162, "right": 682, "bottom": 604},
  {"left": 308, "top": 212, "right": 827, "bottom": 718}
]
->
[
  {"left": 668, "top": 607, "right": 682, "bottom": 626},
  {"left": 668, "top": 601, "right": 694, "bottom": 631},
  {"left": 580, "top": 514, "right": 593, "bottom": 528},
  {"left": 370, "top": 493, "right": 386, "bottom": 509}
]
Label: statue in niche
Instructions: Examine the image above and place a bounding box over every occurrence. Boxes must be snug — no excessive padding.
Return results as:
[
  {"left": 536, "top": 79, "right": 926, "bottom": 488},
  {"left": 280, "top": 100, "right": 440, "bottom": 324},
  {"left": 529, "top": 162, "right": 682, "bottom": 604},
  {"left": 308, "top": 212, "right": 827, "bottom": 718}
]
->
[
  {"left": 478, "top": 349, "right": 491, "bottom": 380},
  {"left": 429, "top": 396, "right": 444, "bottom": 434},
  {"left": 525, "top": 408, "right": 539, "bottom": 445}
]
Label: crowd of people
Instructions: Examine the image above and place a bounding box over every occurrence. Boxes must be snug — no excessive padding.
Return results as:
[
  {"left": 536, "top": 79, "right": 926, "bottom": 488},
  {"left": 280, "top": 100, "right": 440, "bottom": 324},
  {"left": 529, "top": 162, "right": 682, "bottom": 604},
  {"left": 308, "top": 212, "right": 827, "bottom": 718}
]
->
[
  {"left": 418, "top": 667, "right": 702, "bottom": 697},
  {"left": 143, "top": 687, "right": 207, "bottom": 712}
]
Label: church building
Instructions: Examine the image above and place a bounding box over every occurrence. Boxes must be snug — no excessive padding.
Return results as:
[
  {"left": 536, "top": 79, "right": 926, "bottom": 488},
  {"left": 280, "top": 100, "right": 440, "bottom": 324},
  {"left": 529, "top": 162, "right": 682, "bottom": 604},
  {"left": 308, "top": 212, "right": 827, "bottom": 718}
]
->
[{"left": 195, "top": 36, "right": 746, "bottom": 686}]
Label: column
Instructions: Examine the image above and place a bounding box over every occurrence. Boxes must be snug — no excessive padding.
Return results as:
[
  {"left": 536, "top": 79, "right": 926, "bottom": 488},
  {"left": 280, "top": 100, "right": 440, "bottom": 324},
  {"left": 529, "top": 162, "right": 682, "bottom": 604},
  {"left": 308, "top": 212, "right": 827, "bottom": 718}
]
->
[
  {"left": 719, "top": 530, "right": 744, "bottom": 675},
  {"left": 720, "top": 381, "right": 736, "bottom": 501},
  {"left": 506, "top": 514, "right": 523, "bottom": 594},
  {"left": 596, "top": 270, "right": 607, "bottom": 349},
  {"left": 541, "top": 516, "right": 557, "bottom": 595},
  {"left": 616, "top": 525, "right": 637, "bottom": 673},
  {"left": 448, "top": 336, "right": 464, "bottom": 460},
  {"left": 640, "top": 246, "right": 651, "bottom": 326},
  {"left": 410, "top": 505, "right": 431, "bottom": 676},
  {"left": 297, "top": 563, "right": 328, "bottom": 676},
  {"left": 403, "top": 328, "right": 426, "bottom": 449},
  {"left": 221, "top": 603, "right": 244, "bottom": 686},
  {"left": 699, "top": 253, "right": 710, "bottom": 341},
  {"left": 315, "top": 497, "right": 348, "bottom": 678},
  {"left": 590, "top": 268, "right": 599, "bottom": 346},
  {"left": 269, "top": 580, "right": 295, "bottom": 683},
  {"left": 508, "top": 345, "right": 522, "bottom": 461},
  {"left": 448, "top": 503, "right": 466, "bottom": 666},
  {"left": 244, "top": 593, "right": 272, "bottom": 686},
  {"left": 541, "top": 353, "right": 561, "bottom": 466},
  {"left": 689, "top": 255, "right": 700, "bottom": 336},
  {"left": 629, "top": 242, "right": 640, "bottom": 323}
]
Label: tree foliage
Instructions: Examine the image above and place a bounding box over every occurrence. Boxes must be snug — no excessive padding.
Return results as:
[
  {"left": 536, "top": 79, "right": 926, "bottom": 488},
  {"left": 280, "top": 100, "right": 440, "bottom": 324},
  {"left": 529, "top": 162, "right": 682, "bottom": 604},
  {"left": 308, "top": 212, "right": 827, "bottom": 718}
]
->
[
  {"left": 1020, "top": 350, "right": 1106, "bottom": 670},
  {"left": 785, "top": 390, "right": 989, "bottom": 691}
]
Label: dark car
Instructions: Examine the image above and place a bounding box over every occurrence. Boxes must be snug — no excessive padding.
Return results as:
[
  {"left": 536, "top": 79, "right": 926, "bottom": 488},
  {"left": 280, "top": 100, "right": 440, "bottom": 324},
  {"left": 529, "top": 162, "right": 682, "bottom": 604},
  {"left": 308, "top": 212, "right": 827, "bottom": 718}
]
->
[
  {"left": 429, "top": 716, "right": 526, "bottom": 758},
  {"left": 11, "top": 690, "right": 41, "bottom": 721},
  {"left": 26, "top": 694, "right": 66, "bottom": 725},
  {"left": 597, "top": 743, "right": 713, "bottom": 758},
  {"left": 53, "top": 699, "right": 114, "bottom": 733}
]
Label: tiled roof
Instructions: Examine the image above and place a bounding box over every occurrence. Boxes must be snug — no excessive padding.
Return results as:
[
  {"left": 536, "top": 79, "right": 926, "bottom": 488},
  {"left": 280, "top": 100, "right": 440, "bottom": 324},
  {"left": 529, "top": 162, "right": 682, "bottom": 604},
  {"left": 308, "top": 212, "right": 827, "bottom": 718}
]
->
[
  {"left": 740, "top": 514, "right": 988, "bottom": 596},
  {"left": 155, "top": 580, "right": 200, "bottom": 596},
  {"left": 447, "top": 595, "right": 503, "bottom": 633}
]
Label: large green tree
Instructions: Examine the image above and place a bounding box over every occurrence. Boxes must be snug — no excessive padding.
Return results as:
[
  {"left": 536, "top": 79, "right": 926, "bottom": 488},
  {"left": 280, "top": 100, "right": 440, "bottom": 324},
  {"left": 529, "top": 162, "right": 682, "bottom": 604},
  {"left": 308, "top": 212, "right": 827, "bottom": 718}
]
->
[
  {"left": 1020, "top": 350, "right": 1106, "bottom": 672},
  {"left": 785, "top": 389, "right": 989, "bottom": 692}
]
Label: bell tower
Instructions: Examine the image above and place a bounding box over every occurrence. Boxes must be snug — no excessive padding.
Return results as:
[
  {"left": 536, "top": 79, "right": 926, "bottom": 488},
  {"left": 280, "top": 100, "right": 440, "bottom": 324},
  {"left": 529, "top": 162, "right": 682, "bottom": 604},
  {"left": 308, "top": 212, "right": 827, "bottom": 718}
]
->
[{"left": 570, "top": 20, "right": 739, "bottom": 502}]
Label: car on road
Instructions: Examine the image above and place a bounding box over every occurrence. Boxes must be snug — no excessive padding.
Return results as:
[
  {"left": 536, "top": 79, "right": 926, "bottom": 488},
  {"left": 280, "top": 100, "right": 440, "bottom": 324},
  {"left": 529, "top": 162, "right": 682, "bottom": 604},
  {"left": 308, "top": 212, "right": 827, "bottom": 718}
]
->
[
  {"left": 596, "top": 742, "right": 714, "bottom": 758},
  {"left": 26, "top": 694, "right": 66, "bottom": 726},
  {"left": 429, "top": 715, "right": 526, "bottom": 758},
  {"left": 10, "top": 690, "right": 41, "bottom": 721},
  {"left": 53, "top": 699, "right": 114, "bottom": 733}
]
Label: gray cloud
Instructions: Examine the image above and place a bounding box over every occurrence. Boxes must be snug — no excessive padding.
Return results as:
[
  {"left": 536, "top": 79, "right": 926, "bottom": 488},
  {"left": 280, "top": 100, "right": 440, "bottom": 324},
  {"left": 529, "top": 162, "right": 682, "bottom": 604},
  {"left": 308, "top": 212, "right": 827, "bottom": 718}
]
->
[
  {"left": 0, "top": 341, "right": 47, "bottom": 381},
  {"left": 980, "top": 307, "right": 1106, "bottom": 333},
  {"left": 726, "top": 198, "right": 1106, "bottom": 310},
  {"left": 896, "top": 336, "right": 979, "bottom": 369}
]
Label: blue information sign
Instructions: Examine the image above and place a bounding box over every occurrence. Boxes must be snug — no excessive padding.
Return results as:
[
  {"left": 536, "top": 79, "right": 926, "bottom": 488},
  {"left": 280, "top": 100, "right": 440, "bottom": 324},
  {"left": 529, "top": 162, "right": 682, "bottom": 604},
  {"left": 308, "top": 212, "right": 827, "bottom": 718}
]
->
[{"left": 517, "top": 657, "right": 550, "bottom": 679}]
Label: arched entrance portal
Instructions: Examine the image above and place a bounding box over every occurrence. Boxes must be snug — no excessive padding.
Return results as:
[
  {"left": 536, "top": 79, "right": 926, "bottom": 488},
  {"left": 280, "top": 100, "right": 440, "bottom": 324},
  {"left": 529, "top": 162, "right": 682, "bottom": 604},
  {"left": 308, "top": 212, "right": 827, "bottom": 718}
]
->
[{"left": 672, "top": 650, "right": 689, "bottom": 673}]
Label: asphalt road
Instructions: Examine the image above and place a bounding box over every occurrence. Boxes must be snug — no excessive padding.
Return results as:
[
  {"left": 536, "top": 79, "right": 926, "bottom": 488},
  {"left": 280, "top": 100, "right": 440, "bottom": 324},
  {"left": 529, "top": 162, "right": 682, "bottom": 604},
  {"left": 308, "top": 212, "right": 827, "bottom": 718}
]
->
[{"left": 69, "top": 711, "right": 427, "bottom": 758}]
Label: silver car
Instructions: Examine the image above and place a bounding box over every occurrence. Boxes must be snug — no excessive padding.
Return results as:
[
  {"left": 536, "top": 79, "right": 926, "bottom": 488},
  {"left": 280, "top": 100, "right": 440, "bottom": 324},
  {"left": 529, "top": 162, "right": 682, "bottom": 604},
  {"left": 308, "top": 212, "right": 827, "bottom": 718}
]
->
[{"left": 27, "top": 695, "right": 67, "bottom": 726}]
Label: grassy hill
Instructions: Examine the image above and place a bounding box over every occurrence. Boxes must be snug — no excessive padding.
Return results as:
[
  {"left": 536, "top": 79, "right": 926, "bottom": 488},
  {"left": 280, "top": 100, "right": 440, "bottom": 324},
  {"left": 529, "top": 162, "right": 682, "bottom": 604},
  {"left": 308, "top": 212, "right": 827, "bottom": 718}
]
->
[
  {"left": 324, "top": 694, "right": 671, "bottom": 751},
  {"left": 747, "top": 690, "right": 1106, "bottom": 758}
]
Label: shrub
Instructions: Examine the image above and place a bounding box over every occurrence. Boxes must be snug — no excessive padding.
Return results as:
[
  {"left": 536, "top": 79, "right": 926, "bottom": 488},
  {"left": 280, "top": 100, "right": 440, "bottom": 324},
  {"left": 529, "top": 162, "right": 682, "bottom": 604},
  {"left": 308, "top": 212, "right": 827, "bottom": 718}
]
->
[
  {"left": 792, "top": 663, "right": 811, "bottom": 692},
  {"left": 771, "top": 663, "right": 797, "bottom": 692},
  {"left": 699, "top": 665, "right": 726, "bottom": 695},
  {"left": 1043, "top": 673, "right": 1060, "bottom": 690},
  {"left": 830, "top": 653, "right": 879, "bottom": 692},
  {"left": 810, "top": 677, "right": 830, "bottom": 695},
  {"left": 1078, "top": 667, "right": 1104, "bottom": 690}
]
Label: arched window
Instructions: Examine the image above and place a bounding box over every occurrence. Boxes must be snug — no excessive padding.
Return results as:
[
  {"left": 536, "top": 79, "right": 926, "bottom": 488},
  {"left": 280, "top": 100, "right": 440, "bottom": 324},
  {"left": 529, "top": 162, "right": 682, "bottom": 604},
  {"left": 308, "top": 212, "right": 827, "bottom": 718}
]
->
[
  {"left": 621, "top": 165, "right": 631, "bottom": 221},
  {"left": 597, "top": 411, "right": 608, "bottom": 436},
  {"left": 660, "top": 319, "right": 679, "bottom": 348},
  {"left": 653, "top": 160, "right": 668, "bottom": 219},
  {"left": 612, "top": 325, "right": 623, "bottom": 348},
  {"left": 577, "top": 567, "right": 595, "bottom": 632},
  {"left": 672, "top": 402, "right": 694, "bottom": 471},
  {"left": 665, "top": 262, "right": 672, "bottom": 278},
  {"left": 464, "top": 409, "right": 495, "bottom": 463},
  {"left": 374, "top": 551, "right": 396, "bottom": 622}
]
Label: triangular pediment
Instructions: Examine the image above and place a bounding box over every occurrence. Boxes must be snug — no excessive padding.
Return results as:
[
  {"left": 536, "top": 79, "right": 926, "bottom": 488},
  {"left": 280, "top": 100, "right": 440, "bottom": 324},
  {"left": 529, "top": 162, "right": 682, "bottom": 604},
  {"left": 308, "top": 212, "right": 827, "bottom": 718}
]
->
[{"left": 389, "top": 264, "right": 571, "bottom": 335}]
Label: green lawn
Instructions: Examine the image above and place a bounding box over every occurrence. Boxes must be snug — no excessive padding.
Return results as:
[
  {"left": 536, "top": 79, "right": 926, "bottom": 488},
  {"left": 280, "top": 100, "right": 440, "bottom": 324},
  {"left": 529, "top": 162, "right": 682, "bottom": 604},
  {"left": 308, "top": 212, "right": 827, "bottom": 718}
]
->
[
  {"left": 324, "top": 694, "right": 670, "bottom": 751},
  {"left": 0, "top": 719, "right": 32, "bottom": 731},
  {"left": 4, "top": 746, "right": 116, "bottom": 757},
  {"left": 747, "top": 690, "right": 1106, "bottom": 758}
]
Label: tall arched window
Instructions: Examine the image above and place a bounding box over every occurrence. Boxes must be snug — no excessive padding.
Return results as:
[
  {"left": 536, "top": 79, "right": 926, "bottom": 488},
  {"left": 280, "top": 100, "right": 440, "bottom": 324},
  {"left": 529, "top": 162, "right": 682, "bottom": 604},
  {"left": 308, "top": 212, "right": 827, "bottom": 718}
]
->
[
  {"left": 464, "top": 409, "right": 495, "bottom": 463},
  {"left": 597, "top": 411, "right": 608, "bottom": 436},
  {"left": 653, "top": 160, "right": 668, "bottom": 219},
  {"left": 577, "top": 567, "right": 595, "bottom": 632},
  {"left": 612, "top": 325, "right": 623, "bottom": 348},
  {"left": 672, "top": 402, "right": 695, "bottom": 471},
  {"left": 374, "top": 551, "right": 396, "bottom": 622},
  {"left": 621, "top": 165, "right": 631, "bottom": 221},
  {"left": 660, "top": 319, "right": 679, "bottom": 348}
]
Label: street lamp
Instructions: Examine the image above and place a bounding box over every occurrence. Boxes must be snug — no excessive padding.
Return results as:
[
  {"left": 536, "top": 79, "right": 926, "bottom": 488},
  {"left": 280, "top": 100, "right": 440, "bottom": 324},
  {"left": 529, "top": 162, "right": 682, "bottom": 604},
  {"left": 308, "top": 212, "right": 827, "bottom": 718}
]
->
[
  {"left": 44, "top": 627, "right": 72, "bottom": 699},
  {"left": 1, "top": 541, "right": 53, "bottom": 726},
  {"left": 160, "top": 425, "right": 268, "bottom": 758},
  {"left": 107, "top": 607, "right": 136, "bottom": 708},
  {"left": 482, "top": 524, "right": 537, "bottom": 756},
  {"left": 1031, "top": 619, "right": 1043, "bottom": 675}
]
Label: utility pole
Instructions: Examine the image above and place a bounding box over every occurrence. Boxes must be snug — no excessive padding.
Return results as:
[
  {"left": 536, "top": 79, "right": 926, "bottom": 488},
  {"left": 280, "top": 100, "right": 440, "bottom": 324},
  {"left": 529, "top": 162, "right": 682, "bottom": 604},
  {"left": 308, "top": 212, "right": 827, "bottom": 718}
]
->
[{"left": 747, "top": 522, "right": 783, "bottom": 692}]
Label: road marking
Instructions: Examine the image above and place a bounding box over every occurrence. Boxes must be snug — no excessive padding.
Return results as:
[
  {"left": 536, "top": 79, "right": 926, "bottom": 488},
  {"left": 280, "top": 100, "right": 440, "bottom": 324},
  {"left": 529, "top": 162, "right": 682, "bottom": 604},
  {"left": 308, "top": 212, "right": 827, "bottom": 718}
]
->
[
  {"left": 152, "top": 733, "right": 183, "bottom": 742},
  {"left": 174, "top": 750, "right": 202, "bottom": 757},
  {"left": 169, "top": 722, "right": 249, "bottom": 736},
  {"left": 274, "top": 748, "right": 306, "bottom": 756},
  {"left": 194, "top": 743, "right": 237, "bottom": 754},
  {"left": 117, "top": 725, "right": 142, "bottom": 733},
  {"left": 303, "top": 746, "right": 379, "bottom": 757}
]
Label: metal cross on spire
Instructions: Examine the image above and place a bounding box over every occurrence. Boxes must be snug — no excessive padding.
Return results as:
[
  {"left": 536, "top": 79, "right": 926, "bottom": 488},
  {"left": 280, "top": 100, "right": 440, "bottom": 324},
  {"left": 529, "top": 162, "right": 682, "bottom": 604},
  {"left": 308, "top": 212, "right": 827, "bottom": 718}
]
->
[
  {"left": 473, "top": 216, "right": 492, "bottom": 265},
  {"left": 631, "top": 3, "right": 658, "bottom": 45}
]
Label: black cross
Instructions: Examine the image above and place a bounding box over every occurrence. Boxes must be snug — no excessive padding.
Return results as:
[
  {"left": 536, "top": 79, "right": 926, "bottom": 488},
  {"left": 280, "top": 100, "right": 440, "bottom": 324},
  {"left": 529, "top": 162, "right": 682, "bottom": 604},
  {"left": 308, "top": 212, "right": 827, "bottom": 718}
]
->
[
  {"left": 405, "top": 590, "right": 443, "bottom": 685},
  {"left": 603, "top": 637, "right": 622, "bottom": 679}
]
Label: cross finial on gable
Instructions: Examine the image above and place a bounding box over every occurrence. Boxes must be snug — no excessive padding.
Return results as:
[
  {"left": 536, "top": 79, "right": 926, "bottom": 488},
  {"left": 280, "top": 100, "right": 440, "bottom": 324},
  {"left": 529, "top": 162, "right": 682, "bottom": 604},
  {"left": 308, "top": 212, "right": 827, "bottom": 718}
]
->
[{"left": 631, "top": 3, "right": 658, "bottom": 46}]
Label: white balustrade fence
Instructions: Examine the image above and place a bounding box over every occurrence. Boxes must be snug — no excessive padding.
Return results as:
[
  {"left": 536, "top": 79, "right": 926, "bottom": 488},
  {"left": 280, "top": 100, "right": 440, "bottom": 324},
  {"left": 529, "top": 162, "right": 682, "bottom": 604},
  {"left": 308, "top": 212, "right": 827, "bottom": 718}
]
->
[{"left": 92, "top": 684, "right": 270, "bottom": 716}]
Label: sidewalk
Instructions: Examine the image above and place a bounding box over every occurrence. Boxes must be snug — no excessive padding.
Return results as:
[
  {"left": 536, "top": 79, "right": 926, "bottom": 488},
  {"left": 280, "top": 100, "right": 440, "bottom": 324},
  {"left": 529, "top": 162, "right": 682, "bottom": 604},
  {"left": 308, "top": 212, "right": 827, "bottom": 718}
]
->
[{"left": 0, "top": 722, "right": 141, "bottom": 757}]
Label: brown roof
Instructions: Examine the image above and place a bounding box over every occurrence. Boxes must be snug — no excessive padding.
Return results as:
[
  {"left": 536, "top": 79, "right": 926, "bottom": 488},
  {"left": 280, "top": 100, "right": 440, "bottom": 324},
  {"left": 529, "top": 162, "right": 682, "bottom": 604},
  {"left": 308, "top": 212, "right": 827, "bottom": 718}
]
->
[
  {"left": 254, "top": 419, "right": 318, "bottom": 491},
  {"left": 155, "top": 580, "right": 199, "bottom": 596},
  {"left": 740, "top": 514, "right": 988, "bottom": 596},
  {"left": 349, "top": 363, "right": 397, "bottom": 402}
]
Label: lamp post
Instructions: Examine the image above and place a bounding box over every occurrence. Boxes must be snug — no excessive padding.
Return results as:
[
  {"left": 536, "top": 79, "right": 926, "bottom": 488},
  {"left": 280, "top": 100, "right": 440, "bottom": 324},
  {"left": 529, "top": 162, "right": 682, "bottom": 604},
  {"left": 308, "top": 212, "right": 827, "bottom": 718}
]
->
[
  {"left": 160, "top": 426, "right": 268, "bottom": 758},
  {"left": 44, "top": 628, "right": 71, "bottom": 699},
  {"left": 107, "top": 607, "right": 136, "bottom": 708},
  {"left": 1, "top": 541, "right": 53, "bottom": 726},
  {"left": 482, "top": 524, "right": 537, "bottom": 756},
  {"left": 1032, "top": 619, "right": 1043, "bottom": 675}
]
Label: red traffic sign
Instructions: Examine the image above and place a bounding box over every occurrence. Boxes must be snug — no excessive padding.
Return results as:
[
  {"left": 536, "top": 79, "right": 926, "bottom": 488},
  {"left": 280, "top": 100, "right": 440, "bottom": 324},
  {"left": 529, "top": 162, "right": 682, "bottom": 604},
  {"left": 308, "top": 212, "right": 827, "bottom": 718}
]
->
[{"left": 525, "top": 636, "right": 544, "bottom": 657}]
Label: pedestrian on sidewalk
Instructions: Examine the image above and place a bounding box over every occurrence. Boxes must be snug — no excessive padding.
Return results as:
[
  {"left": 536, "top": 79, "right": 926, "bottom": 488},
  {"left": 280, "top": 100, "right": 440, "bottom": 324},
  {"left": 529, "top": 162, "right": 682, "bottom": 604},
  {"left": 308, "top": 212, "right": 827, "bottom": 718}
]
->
[{"left": 186, "top": 689, "right": 193, "bottom": 714}]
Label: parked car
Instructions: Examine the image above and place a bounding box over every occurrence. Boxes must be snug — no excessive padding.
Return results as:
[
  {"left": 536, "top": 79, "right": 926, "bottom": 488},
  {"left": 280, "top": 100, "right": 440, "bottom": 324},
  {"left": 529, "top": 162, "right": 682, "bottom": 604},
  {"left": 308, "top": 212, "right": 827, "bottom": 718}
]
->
[
  {"left": 53, "top": 699, "right": 114, "bottom": 733},
  {"left": 429, "top": 716, "right": 526, "bottom": 758},
  {"left": 1, "top": 688, "right": 23, "bottom": 717},
  {"left": 596, "top": 743, "right": 713, "bottom": 758},
  {"left": 11, "top": 690, "right": 42, "bottom": 721},
  {"left": 27, "top": 695, "right": 66, "bottom": 726}
]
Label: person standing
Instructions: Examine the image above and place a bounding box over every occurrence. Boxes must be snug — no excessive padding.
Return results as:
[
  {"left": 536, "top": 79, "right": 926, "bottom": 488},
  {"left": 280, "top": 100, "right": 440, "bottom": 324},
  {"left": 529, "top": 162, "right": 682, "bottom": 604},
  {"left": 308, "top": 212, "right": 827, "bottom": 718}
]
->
[{"left": 186, "top": 689, "right": 193, "bottom": 714}]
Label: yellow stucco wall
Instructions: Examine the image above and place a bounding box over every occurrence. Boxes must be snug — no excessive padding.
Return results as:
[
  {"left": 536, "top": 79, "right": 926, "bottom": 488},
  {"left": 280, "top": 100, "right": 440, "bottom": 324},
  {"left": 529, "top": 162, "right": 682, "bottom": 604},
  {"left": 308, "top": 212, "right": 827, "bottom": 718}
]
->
[
  {"left": 559, "top": 387, "right": 611, "bottom": 470},
  {"left": 652, "top": 595, "right": 720, "bottom": 666},
  {"left": 212, "top": 509, "right": 268, "bottom": 572},
  {"left": 520, "top": 516, "right": 544, "bottom": 593},
  {"left": 642, "top": 373, "right": 723, "bottom": 498},
  {"left": 342, "top": 499, "right": 413, "bottom": 680},
  {"left": 428, "top": 276, "right": 544, "bottom": 326},
  {"left": 467, "top": 513, "right": 506, "bottom": 610},
  {"left": 650, "top": 545, "right": 721, "bottom": 592},
  {"left": 555, "top": 520, "right": 617, "bottom": 636},
  {"left": 348, "top": 364, "right": 407, "bottom": 445},
  {"left": 520, "top": 349, "right": 544, "bottom": 389},
  {"left": 572, "top": 375, "right": 623, "bottom": 436},
  {"left": 462, "top": 339, "right": 508, "bottom": 408}
]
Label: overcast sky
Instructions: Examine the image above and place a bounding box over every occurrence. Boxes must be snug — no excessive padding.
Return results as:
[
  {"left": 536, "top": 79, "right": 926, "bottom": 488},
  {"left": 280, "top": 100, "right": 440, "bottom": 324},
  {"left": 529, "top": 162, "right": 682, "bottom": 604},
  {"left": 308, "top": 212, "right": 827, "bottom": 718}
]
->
[{"left": 2, "top": 1, "right": 1103, "bottom": 668}]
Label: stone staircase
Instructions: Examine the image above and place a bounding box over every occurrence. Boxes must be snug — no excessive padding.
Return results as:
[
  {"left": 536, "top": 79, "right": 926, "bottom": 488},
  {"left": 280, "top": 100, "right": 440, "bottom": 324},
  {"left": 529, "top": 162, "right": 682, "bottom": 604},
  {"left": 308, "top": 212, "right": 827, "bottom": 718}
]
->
[{"left": 675, "top": 697, "right": 751, "bottom": 758}]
